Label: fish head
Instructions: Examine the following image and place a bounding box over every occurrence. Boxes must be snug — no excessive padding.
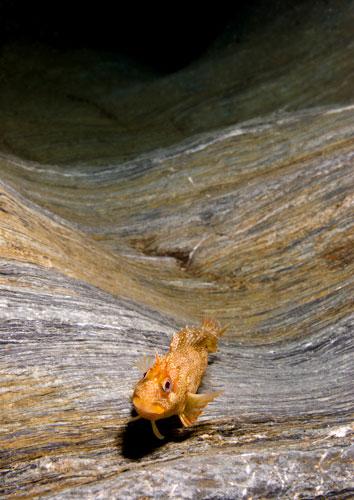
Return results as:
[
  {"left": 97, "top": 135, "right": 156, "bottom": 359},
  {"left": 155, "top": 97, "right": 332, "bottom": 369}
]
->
[{"left": 132, "top": 354, "right": 178, "bottom": 421}]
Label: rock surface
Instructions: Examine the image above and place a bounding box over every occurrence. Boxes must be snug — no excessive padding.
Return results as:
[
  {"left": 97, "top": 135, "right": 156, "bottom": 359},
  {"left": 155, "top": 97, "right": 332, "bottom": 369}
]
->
[{"left": 1, "top": 1, "right": 353, "bottom": 498}]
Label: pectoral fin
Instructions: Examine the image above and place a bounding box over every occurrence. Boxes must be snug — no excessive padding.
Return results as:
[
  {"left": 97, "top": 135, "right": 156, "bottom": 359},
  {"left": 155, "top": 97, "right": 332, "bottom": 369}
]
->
[
  {"left": 179, "top": 391, "right": 222, "bottom": 427},
  {"left": 135, "top": 354, "right": 155, "bottom": 373}
]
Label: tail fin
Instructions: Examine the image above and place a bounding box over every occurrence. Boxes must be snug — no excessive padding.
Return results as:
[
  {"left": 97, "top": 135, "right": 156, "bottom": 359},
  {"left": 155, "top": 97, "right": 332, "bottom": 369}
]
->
[
  {"left": 170, "top": 318, "right": 228, "bottom": 352},
  {"left": 201, "top": 318, "right": 228, "bottom": 353}
]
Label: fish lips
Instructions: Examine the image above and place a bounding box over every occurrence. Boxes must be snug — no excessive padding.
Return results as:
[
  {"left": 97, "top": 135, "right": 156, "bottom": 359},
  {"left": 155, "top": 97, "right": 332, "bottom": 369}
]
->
[{"left": 132, "top": 395, "right": 165, "bottom": 420}]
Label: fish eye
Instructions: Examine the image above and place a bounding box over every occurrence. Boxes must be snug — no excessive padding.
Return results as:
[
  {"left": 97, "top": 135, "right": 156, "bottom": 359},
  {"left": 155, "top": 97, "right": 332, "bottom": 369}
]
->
[
  {"left": 142, "top": 371, "right": 147, "bottom": 379},
  {"left": 162, "top": 378, "right": 172, "bottom": 393}
]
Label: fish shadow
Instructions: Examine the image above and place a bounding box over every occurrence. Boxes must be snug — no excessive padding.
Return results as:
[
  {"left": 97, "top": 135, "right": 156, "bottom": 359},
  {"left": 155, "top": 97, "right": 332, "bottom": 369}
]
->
[{"left": 120, "top": 411, "right": 192, "bottom": 460}]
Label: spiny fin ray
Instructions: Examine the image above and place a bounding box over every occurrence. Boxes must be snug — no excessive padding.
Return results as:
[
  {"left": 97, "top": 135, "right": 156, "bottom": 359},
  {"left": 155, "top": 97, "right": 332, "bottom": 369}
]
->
[
  {"left": 151, "top": 421, "right": 164, "bottom": 440},
  {"left": 170, "top": 318, "right": 227, "bottom": 353},
  {"left": 135, "top": 354, "right": 155, "bottom": 373},
  {"left": 179, "top": 391, "right": 223, "bottom": 427}
]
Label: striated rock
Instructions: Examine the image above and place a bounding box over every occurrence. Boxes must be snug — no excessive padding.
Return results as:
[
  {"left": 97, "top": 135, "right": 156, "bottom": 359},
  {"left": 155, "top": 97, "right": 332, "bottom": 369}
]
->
[{"left": 0, "top": 1, "right": 353, "bottom": 498}]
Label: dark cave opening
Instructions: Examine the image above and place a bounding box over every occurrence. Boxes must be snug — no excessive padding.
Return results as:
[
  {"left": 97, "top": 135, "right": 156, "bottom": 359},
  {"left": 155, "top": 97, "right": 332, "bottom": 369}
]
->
[{"left": 0, "top": 0, "right": 312, "bottom": 73}]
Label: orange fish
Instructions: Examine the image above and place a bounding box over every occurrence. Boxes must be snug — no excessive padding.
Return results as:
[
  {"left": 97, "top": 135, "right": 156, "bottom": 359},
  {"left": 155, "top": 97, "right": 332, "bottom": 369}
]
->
[{"left": 132, "top": 318, "right": 226, "bottom": 439}]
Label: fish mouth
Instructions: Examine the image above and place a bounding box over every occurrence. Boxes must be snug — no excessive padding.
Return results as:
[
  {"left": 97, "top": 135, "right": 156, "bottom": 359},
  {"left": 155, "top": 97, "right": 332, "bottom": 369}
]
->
[{"left": 133, "top": 396, "right": 165, "bottom": 420}]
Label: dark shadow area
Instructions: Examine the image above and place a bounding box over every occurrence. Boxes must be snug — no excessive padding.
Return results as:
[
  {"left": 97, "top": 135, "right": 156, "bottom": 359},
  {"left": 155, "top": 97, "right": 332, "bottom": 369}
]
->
[
  {"left": 0, "top": 0, "right": 311, "bottom": 73},
  {"left": 121, "top": 413, "right": 192, "bottom": 460}
]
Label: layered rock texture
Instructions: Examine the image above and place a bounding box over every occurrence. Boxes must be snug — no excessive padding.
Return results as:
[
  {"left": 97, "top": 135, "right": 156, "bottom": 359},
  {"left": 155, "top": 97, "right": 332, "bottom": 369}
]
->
[{"left": 1, "top": 1, "right": 353, "bottom": 498}]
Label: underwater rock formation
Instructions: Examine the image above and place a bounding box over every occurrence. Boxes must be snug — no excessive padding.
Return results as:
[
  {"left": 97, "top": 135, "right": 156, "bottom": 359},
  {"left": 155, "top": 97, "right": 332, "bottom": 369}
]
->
[{"left": 1, "top": 1, "right": 353, "bottom": 498}]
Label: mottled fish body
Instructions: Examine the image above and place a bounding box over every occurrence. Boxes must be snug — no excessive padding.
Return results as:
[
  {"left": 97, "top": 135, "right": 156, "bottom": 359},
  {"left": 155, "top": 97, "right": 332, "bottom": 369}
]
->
[{"left": 132, "top": 318, "right": 225, "bottom": 439}]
